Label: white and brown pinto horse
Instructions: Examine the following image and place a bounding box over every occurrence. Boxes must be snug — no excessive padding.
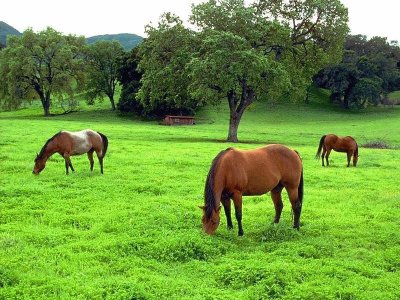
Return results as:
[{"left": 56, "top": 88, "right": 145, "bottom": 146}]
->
[
  {"left": 33, "top": 129, "right": 108, "bottom": 175},
  {"left": 201, "top": 144, "right": 304, "bottom": 236}
]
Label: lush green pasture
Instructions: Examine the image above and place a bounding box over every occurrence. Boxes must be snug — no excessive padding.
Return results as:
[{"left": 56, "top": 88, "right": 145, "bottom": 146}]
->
[{"left": 1, "top": 98, "right": 399, "bottom": 299}]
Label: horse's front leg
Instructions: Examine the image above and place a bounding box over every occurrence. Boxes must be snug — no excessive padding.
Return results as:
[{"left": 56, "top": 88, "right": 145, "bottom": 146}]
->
[
  {"left": 271, "top": 184, "right": 284, "bottom": 224},
  {"left": 232, "top": 191, "right": 244, "bottom": 236},
  {"left": 221, "top": 195, "right": 233, "bottom": 230},
  {"left": 63, "top": 154, "right": 74, "bottom": 175}
]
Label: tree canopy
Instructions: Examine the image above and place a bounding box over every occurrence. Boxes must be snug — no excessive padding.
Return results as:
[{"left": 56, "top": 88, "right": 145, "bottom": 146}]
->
[
  {"left": 0, "top": 27, "right": 86, "bottom": 115},
  {"left": 85, "top": 40, "right": 125, "bottom": 111},
  {"left": 136, "top": 13, "right": 199, "bottom": 117}
]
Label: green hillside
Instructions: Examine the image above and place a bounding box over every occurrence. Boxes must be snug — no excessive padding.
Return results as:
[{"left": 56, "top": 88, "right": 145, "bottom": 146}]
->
[
  {"left": 0, "top": 21, "right": 21, "bottom": 45},
  {"left": 86, "top": 33, "right": 143, "bottom": 51},
  {"left": 0, "top": 91, "right": 399, "bottom": 298}
]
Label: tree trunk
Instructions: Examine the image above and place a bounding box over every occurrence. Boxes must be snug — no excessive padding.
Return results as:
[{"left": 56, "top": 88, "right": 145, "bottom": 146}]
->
[
  {"left": 226, "top": 85, "right": 254, "bottom": 143},
  {"left": 37, "top": 89, "right": 51, "bottom": 116},
  {"left": 109, "top": 94, "right": 116, "bottom": 111},
  {"left": 227, "top": 112, "right": 242, "bottom": 142}
]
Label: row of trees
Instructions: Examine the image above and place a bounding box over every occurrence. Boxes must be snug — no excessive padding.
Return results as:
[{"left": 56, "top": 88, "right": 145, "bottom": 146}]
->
[
  {"left": 313, "top": 35, "right": 400, "bottom": 108},
  {"left": 0, "top": 28, "right": 123, "bottom": 115},
  {"left": 0, "top": 0, "right": 350, "bottom": 142}
]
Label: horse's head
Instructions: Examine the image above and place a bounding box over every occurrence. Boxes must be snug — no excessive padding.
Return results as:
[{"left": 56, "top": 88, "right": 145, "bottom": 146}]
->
[
  {"left": 200, "top": 205, "right": 221, "bottom": 235},
  {"left": 33, "top": 153, "right": 45, "bottom": 175},
  {"left": 353, "top": 154, "right": 359, "bottom": 166}
]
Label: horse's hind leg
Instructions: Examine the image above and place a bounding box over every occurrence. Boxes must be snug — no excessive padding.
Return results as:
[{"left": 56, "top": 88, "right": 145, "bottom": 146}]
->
[
  {"left": 325, "top": 149, "right": 331, "bottom": 166},
  {"left": 87, "top": 150, "right": 94, "bottom": 171},
  {"left": 271, "top": 184, "right": 284, "bottom": 224},
  {"left": 232, "top": 191, "right": 244, "bottom": 236},
  {"left": 95, "top": 150, "right": 104, "bottom": 174},
  {"left": 346, "top": 152, "right": 351, "bottom": 167},
  {"left": 221, "top": 194, "right": 233, "bottom": 230},
  {"left": 321, "top": 147, "right": 326, "bottom": 166},
  {"left": 286, "top": 186, "right": 301, "bottom": 229}
]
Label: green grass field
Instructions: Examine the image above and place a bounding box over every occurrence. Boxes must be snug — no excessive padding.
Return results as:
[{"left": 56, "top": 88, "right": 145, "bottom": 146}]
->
[{"left": 1, "top": 95, "right": 399, "bottom": 299}]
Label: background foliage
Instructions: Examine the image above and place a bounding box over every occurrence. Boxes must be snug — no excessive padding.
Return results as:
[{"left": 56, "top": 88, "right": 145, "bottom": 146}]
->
[{"left": 314, "top": 35, "right": 400, "bottom": 108}]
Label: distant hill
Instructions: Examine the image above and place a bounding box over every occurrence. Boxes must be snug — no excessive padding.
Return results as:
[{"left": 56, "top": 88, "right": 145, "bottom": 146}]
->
[
  {"left": 0, "top": 22, "right": 143, "bottom": 51},
  {"left": 0, "top": 21, "right": 21, "bottom": 45},
  {"left": 86, "top": 33, "right": 143, "bottom": 51}
]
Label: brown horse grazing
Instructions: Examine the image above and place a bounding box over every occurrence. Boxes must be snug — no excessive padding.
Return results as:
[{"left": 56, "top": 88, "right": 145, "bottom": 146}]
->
[
  {"left": 316, "top": 134, "right": 359, "bottom": 167},
  {"left": 200, "top": 144, "right": 304, "bottom": 236},
  {"left": 33, "top": 129, "right": 108, "bottom": 175}
]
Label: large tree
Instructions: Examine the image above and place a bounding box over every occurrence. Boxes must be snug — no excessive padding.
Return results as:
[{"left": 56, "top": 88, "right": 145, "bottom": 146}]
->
[
  {"left": 85, "top": 40, "right": 124, "bottom": 111},
  {"left": 136, "top": 13, "right": 200, "bottom": 117},
  {"left": 132, "top": 0, "right": 347, "bottom": 141},
  {"left": 188, "top": 0, "right": 348, "bottom": 142},
  {"left": 0, "top": 27, "right": 86, "bottom": 115}
]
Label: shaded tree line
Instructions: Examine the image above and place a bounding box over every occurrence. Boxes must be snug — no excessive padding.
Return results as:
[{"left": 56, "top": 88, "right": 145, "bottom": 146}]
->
[{"left": 313, "top": 35, "right": 400, "bottom": 109}]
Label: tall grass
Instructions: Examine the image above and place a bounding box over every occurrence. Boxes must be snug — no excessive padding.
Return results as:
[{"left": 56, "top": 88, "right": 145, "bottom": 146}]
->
[{"left": 0, "top": 95, "right": 399, "bottom": 299}]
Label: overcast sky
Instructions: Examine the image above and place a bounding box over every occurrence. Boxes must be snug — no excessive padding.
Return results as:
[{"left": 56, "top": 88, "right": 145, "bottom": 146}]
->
[{"left": 1, "top": 0, "right": 399, "bottom": 42}]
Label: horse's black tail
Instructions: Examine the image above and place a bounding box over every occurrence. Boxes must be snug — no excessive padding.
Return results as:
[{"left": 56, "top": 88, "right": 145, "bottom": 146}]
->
[
  {"left": 315, "top": 135, "right": 326, "bottom": 159},
  {"left": 298, "top": 167, "right": 304, "bottom": 208},
  {"left": 97, "top": 131, "right": 108, "bottom": 158},
  {"left": 204, "top": 148, "right": 231, "bottom": 219},
  {"left": 294, "top": 150, "right": 304, "bottom": 207}
]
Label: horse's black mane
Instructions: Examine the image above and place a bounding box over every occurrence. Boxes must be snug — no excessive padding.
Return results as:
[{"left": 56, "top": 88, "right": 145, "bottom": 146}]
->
[
  {"left": 35, "top": 131, "right": 62, "bottom": 161},
  {"left": 204, "top": 147, "right": 232, "bottom": 219}
]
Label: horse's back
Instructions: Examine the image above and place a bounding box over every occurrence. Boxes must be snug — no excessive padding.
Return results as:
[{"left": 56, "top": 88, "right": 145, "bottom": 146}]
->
[
  {"left": 63, "top": 129, "right": 102, "bottom": 155},
  {"left": 261, "top": 144, "right": 302, "bottom": 187},
  {"left": 326, "top": 134, "right": 357, "bottom": 152},
  {"left": 217, "top": 144, "right": 302, "bottom": 195},
  {"left": 324, "top": 134, "right": 339, "bottom": 145}
]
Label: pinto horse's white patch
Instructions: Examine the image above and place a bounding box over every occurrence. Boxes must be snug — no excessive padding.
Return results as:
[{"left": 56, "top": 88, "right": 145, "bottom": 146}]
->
[{"left": 64, "top": 129, "right": 101, "bottom": 156}]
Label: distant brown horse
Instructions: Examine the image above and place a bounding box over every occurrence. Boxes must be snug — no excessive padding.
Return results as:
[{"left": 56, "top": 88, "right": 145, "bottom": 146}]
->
[
  {"left": 200, "top": 144, "right": 304, "bottom": 236},
  {"left": 316, "top": 134, "right": 358, "bottom": 167},
  {"left": 33, "top": 129, "right": 108, "bottom": 175}
]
